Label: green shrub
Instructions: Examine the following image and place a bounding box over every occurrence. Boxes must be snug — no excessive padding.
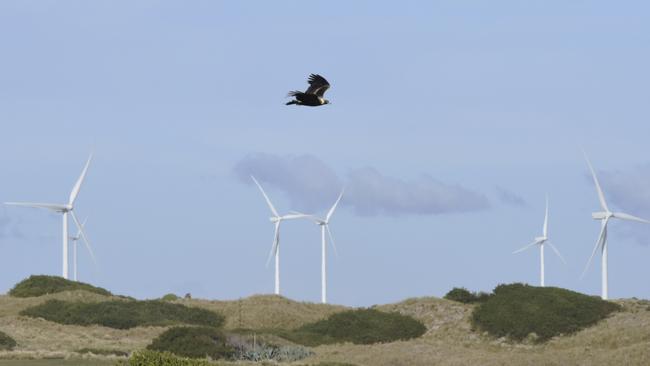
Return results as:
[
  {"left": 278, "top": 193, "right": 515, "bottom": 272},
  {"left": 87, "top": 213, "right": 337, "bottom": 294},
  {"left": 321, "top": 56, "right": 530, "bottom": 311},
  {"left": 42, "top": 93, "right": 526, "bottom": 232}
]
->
[
  {"left": 147, "top": 327, "right": 234, "bottom": 360},
  {"left": 277, "top": 308, "right": 426, "bottom": 346},
  {"left": 118, "top": 350, "right": 213, "bottom": 366},
  {"left": 118, "top": 350, "right": 356, "bottom": 366},
  {"left": 161, "top": 293, "right": 180, "bottom": 302},
  {"left": 9, "top": 275, "right": 112, "bottom": 298},
  {"left": 444, "top": 287, "right": 490, "bottom": 304},
  {"left": 229, "top": 334, "right": 312, "bottom": 362},
  {"left": 77, "top": 348, "right": 129, "bottom": 357},
  {"left": 0, "top": 330, "right": 17, "bottom": 351},
  {"left": 471, "top": 283, "right": 621, "bottom": 343},
  {"left": 20, "top": 299, "right": 224, "bottom": 329}
]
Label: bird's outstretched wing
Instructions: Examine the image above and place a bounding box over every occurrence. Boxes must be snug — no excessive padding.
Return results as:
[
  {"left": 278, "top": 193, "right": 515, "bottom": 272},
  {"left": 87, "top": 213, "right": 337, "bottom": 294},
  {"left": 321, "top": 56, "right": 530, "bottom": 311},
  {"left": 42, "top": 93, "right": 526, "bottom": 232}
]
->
[{"left": 305, "top": 74, "right": 330, "bottom": 97}]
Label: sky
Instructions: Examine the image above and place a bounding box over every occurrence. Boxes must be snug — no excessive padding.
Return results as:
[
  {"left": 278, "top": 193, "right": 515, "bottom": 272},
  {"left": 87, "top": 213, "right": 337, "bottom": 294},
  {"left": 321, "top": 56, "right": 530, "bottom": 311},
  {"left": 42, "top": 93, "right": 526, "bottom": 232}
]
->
[{"left": 1, "top": 1, "right": 650, "bottom": 306}]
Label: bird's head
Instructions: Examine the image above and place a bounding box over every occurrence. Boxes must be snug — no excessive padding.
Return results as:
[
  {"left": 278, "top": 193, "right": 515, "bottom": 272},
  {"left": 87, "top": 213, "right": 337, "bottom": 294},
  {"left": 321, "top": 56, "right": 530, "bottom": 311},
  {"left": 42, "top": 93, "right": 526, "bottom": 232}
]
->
[{"left": 323, "top": 99, "right": 331, "bottom": 105}]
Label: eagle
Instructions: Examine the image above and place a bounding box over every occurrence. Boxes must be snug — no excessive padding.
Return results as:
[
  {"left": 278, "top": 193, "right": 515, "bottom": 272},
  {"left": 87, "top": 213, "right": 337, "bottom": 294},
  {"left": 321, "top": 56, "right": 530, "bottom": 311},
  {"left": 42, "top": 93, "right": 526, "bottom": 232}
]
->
[{"left": 286, "top": 74, "right": 331, "bottom": 106}]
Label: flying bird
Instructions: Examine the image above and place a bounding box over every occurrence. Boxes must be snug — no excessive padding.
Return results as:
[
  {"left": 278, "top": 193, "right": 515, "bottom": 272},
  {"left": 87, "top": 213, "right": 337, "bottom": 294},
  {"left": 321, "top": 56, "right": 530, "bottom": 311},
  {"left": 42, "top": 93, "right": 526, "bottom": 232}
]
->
[{"left": 286, "top": 74, "right": 331, "bottom": 106}]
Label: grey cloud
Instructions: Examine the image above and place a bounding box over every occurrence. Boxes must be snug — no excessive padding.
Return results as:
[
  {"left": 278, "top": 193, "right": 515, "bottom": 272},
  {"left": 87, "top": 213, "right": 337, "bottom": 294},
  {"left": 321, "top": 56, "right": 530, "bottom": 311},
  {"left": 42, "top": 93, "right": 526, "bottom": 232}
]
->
[
  {"left": 233, "top": 153, "right": 342, "bottom": 212},
  {"left": 495, "top": 186, "right": 527, "bottom": 207},
  {"left": 597, "top": 164, "right": 650, "bottom": 246},
  {"left": 233, "top": 153, "right": 490, "bottom": 216},
  {"left": 345, "top": 167, "right": 490, "bottom": 216}
]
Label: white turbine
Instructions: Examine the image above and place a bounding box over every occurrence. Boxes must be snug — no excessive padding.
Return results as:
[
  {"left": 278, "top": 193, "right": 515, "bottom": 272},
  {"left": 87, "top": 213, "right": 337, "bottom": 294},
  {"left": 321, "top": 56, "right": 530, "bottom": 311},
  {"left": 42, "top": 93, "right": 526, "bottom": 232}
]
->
[
  {"left": 4, "top": 155, "right": 94, "bottom": 279},
  {"left": 69, "top": 217, "right": 96, "bottom": 281},
  {"left": 294, "top": 190, "right": 344, "bottom": 304},
  {"left": 251, "top": 176, "right": 306, "bottom": 295},
  {"left": 513, "top": 195, "right": 565, "bottom": 287},
  {"left": 582, "top": 153, "right": 650, "bottom": 300}
]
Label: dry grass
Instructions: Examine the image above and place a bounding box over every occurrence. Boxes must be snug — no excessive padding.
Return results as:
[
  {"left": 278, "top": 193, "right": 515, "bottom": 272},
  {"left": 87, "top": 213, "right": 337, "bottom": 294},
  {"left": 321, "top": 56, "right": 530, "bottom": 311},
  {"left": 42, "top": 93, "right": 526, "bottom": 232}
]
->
[
  {"left": 0, "top": 291, "right": 649, "bottom": 365},
  {"left": 179, "top": 294, "right": 348, "bottom": 330},
  {"left": 301, "top": 297, "right": 650, "bottom": 366}
]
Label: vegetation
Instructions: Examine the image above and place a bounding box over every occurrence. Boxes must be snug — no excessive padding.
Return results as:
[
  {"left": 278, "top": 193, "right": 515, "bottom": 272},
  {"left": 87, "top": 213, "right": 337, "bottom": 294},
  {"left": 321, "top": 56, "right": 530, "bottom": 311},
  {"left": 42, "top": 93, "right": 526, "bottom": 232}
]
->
[
  {"left": 119, "top": 350, "right": 355, "bottom": 366},
  {"left": 117, "top": 350, "right": 214, "bottom": 366},
  {"left": 20, "top": 299, "right": 224, "bottom": 329},
  {"left": 76, "top": 348, "right": 129, "bottom": 357},
  {"left": 228, "top": 334, "right": 312, "bottom": 362},
  {"left": 147, "top": 327, "right": 234, "bottom": 360},
  {"left": 444, "top": 287, "right": 490, "bottom": 304},
  {"left": 161, "top": 294, "right": 180, "bottom": 302},
  {"left": 0, "top": 330, "right": 17, "bottom": 350},
  {"left": 277, "top": 308, "right": 426, "bottom": 346},
  {"left": 471, "top": 283, "right": 621, "bottom": 343},
  {"left": 9, "top": 275, "right": 112, "bottom": 298}
]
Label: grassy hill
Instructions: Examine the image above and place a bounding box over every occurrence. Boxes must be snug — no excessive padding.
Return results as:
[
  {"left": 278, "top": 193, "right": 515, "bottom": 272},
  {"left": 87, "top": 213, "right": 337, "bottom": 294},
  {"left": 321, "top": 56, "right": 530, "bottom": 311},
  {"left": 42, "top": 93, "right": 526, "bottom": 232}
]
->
[
  {"left": 9, "top": 276, "right": 112, "bottom": 298},
  {"left": 0, "top": 282, "right": 648, "bottom": 365}
]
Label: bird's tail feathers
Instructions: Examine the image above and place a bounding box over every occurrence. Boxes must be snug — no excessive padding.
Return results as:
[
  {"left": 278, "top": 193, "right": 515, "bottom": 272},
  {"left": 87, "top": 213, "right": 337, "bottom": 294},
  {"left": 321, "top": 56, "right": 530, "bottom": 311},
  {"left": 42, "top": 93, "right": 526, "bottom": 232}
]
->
[{"left": 285, "top": 100, "right": 298, "bottom": 105}]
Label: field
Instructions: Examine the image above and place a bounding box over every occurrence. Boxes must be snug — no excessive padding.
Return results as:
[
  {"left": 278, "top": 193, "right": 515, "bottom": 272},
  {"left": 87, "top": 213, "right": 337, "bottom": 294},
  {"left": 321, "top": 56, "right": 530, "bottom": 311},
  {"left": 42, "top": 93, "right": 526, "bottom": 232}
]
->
[
  {"left": 0, "top": 290, "right": 649, "bottom": 365},
  {"left": 0, "top": 360, "right": 113, "bottom": 366}
]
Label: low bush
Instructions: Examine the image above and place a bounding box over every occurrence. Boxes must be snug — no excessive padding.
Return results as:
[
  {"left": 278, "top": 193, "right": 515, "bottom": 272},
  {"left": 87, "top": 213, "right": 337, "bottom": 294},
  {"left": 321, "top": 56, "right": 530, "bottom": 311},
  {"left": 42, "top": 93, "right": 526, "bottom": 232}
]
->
[
  {"left": 229, "top": 334, "right": 312, "bottom": 362},
  {"left": 161, "top": 293, "right": 180, "bottom": 302},
  {"left": 471, "top": 283, "right": 621, "bottom": 343},
  {"left": 147, "top": 327, "right": 234, "bottom": 360},
  {"left": 277, "top": 308, "right": 426, "bottom": 346},
  {"left": 0, "top": 330, "right": 17, "bottom": 351},
  {"left": 20, "top": 299, "right": 224, "bottom": 329},
  {"left": 9, "top": 275, "right": 112, "bottom": 298},
  {"left": 77, "top": 348, "right": 129, "bottom": 357},
  {"left": 118, "top": 350, "right": 355, "bottom": 366},
  {"left": 117, "top": 350, "right": 213, "bottom": 366},
  {"left": 444, "top": 287, "right": 490, "bottom": 304}
]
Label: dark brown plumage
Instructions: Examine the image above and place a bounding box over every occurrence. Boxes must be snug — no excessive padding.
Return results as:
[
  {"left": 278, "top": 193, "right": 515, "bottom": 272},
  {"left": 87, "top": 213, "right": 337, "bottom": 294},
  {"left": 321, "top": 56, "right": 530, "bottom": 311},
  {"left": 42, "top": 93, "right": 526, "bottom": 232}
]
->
[{"left": 286, "top": 74, "right": 331, "bottom": 107}]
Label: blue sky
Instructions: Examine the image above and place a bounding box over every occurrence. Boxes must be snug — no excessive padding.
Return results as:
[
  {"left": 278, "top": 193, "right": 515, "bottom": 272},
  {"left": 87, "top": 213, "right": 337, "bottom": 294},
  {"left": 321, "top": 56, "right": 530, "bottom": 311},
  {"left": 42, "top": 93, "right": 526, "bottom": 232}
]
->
[{"left": 1, "top": 1, "right": 650, "bottom": 306}]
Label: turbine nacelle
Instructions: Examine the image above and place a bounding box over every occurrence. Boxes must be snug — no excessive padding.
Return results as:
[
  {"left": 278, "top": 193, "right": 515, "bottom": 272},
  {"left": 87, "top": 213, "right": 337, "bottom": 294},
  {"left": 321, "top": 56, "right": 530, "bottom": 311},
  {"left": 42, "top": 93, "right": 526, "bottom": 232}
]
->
[
  {"left": 534, "top": 236, "right": 547, "bottom": 243},
  {"left": 591, "top": 211, "right": 612, "bottom": 220}
]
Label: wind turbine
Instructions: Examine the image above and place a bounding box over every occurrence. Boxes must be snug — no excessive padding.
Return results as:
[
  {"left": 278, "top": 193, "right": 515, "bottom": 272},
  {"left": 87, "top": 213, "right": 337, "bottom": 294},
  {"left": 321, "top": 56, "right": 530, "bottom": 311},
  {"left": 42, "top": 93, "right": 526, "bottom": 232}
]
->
[
  {"left": 4, "top": 155, "right": 94, "bottom": 279},
  {"left": 293, "top": 190, "right": 344, "bottom": 304},
  {"left": 69, "top": 217, "right": 96, "bottom": 281},
  {"left": 513, "top": 195, "right": 565, "bottom": 287},
  {"left": 251, "top": 176, "right": 306, "bottom": 295},
  {"left": 582, "top": 153, "right": 650, "bottom": 300}
]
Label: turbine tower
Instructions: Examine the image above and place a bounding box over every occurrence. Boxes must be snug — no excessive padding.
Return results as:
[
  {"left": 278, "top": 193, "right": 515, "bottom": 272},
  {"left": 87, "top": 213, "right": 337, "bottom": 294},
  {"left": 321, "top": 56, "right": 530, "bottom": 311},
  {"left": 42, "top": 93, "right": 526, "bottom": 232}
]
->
[
  {"left": 513, "top": 195, "right": 565, "bottom": 287},
  {"left": 583, "top": 153, "right": 650, "bottom": 300},
  {"left": 69, "top": 217, "right": 96, "bottom": 281},
  {"left": 251, "top": 176, "right": 306, "bottom": 295},
  {"left": 295, "top": 190, "right": 344, "bottom": 304},
  {"left": 5, "top": 155, "right": 93, "bottom": 279}
]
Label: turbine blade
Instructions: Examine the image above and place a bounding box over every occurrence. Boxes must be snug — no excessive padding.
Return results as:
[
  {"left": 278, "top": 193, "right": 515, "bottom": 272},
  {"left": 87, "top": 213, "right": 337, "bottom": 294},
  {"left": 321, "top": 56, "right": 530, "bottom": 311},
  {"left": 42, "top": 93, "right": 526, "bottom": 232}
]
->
[
  {"left": 512, "top": 240, "right": 539, "bottom": 254},
  {"left": 251, "top": 176, "right": 279, "bottom": 217},
  {"left": 546, "top": 241, "right": 566, "bottom": 264},
  {"left": 77, "top": 217, "right": 88, "bottom": 238},
  {"left": 613, "top": 212, "right": 650, "bottom": 224},
  {"left": 325, "top": 224, "right": 339, "bottom": 257},
  {"left": 4, "top": 202, "right": 67, "bottom": 212},
  {"left": 69, "top": 154, "right": 93, "bottom": 206},
  {"left": 326, "top": 189, "right": 344, "bottom": 222},
  {"left": 266, "top": 221, "right": 280, "bottom": 267},
  {"left": 281, "top": 213, "right": 310, "bottom": 220},
  {"left": 73, "top": 217, "right": 88, "bottom": 238},
  {"left": 582, "top": 219, "right": 608, "bottom": 278},
  {"left": 583, "top": 151, "right": 609, "bottom": 212},
  {"left": 290, "top": 211, "right": 323, "bottom": 224},
  {"left": 543, "top": 195, "right": 549, "bottom": 238},
  {"left": 70, "top": 211, "right": 96, "bottom": 266}
]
